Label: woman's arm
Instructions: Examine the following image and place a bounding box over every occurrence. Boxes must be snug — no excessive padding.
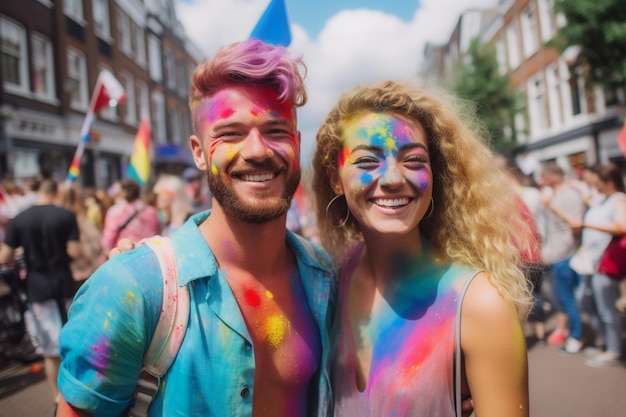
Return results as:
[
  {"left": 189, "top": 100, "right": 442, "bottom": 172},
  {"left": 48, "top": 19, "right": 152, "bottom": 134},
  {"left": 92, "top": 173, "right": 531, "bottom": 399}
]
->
[{"left": 461, "top": 273, "right": 529, "bottom": 417}]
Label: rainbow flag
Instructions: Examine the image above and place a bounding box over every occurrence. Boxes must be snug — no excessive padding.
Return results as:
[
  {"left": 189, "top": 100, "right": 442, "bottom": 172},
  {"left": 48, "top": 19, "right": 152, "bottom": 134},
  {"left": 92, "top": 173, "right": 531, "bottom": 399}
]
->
[
  {"left": 250, "top": 0, "right": 292, "bottom": 47},
  {"left": 126, "top": 118, "right": 151, "bottom": 185}
]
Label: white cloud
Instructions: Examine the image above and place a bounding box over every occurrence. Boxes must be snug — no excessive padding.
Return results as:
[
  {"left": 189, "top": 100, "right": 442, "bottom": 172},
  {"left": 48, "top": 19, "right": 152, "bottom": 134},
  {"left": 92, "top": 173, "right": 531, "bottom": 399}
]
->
[{"left": 175, "top": 0, "right": 499, "bottom": 165}]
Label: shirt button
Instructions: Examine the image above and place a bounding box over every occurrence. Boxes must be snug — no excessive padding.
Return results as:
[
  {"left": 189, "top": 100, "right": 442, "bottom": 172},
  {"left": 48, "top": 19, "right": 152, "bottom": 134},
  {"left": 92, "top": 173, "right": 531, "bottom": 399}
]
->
[{"left": 240, "top": 387, "right": 250, "bottom": 397}]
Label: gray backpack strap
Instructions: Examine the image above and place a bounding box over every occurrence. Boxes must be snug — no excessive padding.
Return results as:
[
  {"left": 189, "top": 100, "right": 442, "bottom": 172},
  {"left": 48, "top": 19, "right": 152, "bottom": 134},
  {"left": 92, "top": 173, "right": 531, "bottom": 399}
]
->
[
  {"left": 455, "top": 270, "right": 481, "bottom": 417},
  {"left": 128, "top": 236, "right": 190, "bottom": 417}
]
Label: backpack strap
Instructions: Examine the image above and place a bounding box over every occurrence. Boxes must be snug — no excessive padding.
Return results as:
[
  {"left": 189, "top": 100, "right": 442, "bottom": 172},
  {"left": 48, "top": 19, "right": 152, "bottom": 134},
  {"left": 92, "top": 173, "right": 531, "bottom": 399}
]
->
[{"left": 128, "top": 236, "right": 190, "bottom": 417}]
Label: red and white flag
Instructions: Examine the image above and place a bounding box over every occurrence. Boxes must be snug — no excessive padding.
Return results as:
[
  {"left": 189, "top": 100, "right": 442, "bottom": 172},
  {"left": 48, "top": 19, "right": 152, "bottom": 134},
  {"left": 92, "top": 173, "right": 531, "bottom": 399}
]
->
[
  {"left": 618, "top": 119, "right": 626, "bottom": 158},
  {"left": 92, "top": 69, "right": 126, "bottom": 113}
]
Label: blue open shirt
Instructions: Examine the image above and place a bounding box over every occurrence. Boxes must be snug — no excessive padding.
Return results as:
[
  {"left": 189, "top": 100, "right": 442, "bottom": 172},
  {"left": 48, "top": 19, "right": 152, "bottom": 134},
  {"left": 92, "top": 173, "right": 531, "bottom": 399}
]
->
[{"left": 58, "top": 211, "right": 336, "bottom": 416}]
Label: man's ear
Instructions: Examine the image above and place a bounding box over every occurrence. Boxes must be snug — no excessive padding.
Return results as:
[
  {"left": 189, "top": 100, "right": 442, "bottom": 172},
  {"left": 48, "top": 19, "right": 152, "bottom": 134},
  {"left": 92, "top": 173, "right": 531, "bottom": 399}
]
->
[{"left": 189, "top": 135, "right": 206, "bottom": 171}]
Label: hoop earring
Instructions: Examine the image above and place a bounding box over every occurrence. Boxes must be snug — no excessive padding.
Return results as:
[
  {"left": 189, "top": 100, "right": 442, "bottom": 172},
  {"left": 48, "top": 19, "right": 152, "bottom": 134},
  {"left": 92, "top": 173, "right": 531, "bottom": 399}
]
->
[
  {"left": 326, "top": 194, "right": 350, "bottom": 228},
  {"left": 423, "top": 197, "right": 434, "bottom": 220}
]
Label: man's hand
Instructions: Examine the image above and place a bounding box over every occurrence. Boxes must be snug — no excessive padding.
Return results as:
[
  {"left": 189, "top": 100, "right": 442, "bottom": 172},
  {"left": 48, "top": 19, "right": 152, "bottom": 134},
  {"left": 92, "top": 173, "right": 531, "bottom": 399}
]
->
[{"left": 108, "top": 238, "right": 139, "bottom": 258}]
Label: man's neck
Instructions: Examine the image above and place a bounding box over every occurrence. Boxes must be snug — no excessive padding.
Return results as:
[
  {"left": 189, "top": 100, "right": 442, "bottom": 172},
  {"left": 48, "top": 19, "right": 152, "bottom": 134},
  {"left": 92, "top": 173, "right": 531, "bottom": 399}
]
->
[{"left": 200, "top": 206, "right": 290, "bottom": 278}]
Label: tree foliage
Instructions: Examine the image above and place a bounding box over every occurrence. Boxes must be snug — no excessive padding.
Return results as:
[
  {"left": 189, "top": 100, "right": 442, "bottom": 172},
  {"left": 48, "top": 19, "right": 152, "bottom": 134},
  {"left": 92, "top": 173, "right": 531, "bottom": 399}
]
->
[
  {"left": 552, "top": 0, "right": 626, "bottom": 89},
  {"left": 453, "top": 38, "right": 519, "bottom": 152}
]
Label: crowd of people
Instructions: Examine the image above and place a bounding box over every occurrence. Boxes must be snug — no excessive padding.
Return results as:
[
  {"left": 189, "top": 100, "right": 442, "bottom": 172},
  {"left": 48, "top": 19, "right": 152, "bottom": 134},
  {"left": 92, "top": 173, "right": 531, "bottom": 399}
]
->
[{"left": 0, "top": 37, "right": 624, "bottom": 417}]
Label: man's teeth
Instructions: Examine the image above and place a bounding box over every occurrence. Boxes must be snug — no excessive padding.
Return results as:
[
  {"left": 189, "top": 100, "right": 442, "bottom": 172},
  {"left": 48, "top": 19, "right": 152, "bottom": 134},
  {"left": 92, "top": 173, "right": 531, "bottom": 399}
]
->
[
  {"left": 241, "top": 173, "right": 275, "bottom": 182},
  {"left": 374, "top": 198, "right": 409, "bottom": 207}
]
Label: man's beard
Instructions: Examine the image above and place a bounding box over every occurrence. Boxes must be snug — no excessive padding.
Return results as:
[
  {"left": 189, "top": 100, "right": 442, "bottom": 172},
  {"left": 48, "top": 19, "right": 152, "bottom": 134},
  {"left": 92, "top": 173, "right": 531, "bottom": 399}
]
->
[{"left": 208, "top": 161, "right": 301, "bottom": 224}]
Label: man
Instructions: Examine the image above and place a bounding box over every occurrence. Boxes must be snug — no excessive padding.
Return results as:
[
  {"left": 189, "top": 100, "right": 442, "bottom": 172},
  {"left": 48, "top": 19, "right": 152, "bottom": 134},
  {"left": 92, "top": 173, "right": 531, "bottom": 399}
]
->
[
  {"left": 183, "top": 166, "right": 212, "bottom": 213},
  {"left": 56, "top": 39, "right": 335, "bottom": 417},
  {"left": 539, "top": 162, "right": 587, "bottom": 353},
  {"left": 0, "top": 179, "right": 81, "bottom": 407}
]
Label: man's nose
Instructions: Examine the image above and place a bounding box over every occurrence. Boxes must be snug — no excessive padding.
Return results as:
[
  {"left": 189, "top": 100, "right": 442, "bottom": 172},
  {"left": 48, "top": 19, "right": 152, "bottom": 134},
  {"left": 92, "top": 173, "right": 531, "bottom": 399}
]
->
[{"left": 240, "top": 130, "right": 272, "bottom": 161}]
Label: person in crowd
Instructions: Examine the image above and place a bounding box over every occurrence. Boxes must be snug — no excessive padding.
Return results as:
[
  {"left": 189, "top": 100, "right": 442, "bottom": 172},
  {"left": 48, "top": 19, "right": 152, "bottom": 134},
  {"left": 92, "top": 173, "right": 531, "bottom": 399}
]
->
[
  {"left": 562, "top": 163, "right": 626, "bottom": 367},
  {"left": 497, "top": 157, "right": 546, "bottom": 346},
  {"left": 99, "top": 178, "right": 160, "bottom": 256},
  {"left": 539, "top": 162, "right": 587, "bottom": 353},
  {"left": 183, "top": 167, "right": 212, "bottom": 213},
  {"left": 0, "top": 179, "right": 81, "bottom": 409},
  {"left": 59, "top": 185, "right": 103, "bottom": 282},
  {"left": 83, "top": 187, "right": 105, "bottom": 232},
  {"left": 55, "top": 39, "right": 335, "bottom": 417},
  {"left": 153, "top": 173, "right": 193, "bottom": 236},
  {"left": 312, "top": 80, "right": 532, "bottom": 416}
]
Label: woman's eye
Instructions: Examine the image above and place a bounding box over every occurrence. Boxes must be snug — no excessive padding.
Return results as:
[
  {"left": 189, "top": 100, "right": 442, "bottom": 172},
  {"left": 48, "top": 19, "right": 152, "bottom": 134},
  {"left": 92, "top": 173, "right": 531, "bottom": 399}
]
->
[
  {"left": 353, "top": 157, "right": 379, "bottom": 169},
  {"left": 404, "top": 155, "right": 428, "bottom": 167}
]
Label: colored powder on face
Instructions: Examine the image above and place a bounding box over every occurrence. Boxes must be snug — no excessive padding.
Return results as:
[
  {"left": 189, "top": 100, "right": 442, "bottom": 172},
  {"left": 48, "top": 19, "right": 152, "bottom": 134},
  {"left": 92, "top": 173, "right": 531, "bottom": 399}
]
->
[
  {"left": 266, "top": 314, "right": 289, "bottom": 347},
  {"left": 244, "top": 289, "right": 261, "bottom": 308},
  {"left": 211, "top": 165, "right": 218, "bottom": 176},
  {"left": 338, "top": 147, "right": 350, "bottom": 168},
  {"left": 360, "top": 172, "right": 373, "bottom": 186},
  {"left": 266, "top": 290, "right": 274, "bottom": 299},
  {"left": 418, "top": 173, "right": 429, "bottom": 190}
]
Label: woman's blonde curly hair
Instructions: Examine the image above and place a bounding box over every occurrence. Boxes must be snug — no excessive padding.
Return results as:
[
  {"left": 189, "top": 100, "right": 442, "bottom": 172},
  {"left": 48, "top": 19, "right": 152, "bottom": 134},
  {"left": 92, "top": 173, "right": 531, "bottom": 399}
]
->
[{"left": 312, "top": 80, "right": 533, "bottom": 318}]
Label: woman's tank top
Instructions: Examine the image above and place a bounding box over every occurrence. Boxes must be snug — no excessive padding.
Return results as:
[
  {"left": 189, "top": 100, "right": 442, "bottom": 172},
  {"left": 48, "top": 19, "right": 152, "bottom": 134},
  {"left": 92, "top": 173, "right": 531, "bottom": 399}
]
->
[{"left": 331, "top": 243, "right": 478, "bottom": 416}]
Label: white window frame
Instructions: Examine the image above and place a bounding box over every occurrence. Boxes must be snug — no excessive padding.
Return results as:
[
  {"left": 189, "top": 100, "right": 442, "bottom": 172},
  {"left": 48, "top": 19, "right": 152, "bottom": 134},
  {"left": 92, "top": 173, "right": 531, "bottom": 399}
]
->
[
  {"left": 63, "top": 0, "right": 85, "bottom": 24},
  {"left": 521, "top": 4, "right": 539, "bottom": 58},
  {"left": 122, "top": 71, "right": 137, "bottom": 125},
  {"left": 132, "top": 23, "right": 147, "bottom": 67},
  {"left": 138, "top": 80, "right": 150, "bottom": 120},
  {"left": 537, "top": 0, "right": 554, "bottom": 43},
  {"left": 117, "top": 9, "right": 132, "bottom": 56},
  {"left": 527, "top": 73, "right": 548, "bottom": 136},
  {"left": 545, "top": 64, "right": 562, "bottom": 128},
  {"left": 93, "top": 0, "right": 112, "bottom": 41},
  {"left": 67, "top": 48, "right": 89, "bottom": 111},
  {"left": 164, "top": 50, "right": 176, "bottom": 90},
  {"left": 1, "top": 17, "right": 29, "bottom": 95},
  {"left": 147, "top": 34, "right": 162, "bottom": 82},
  {"left": 495, "top": 39, "right": 507, "bottom": 75},
  {"left": 152, "top": 90, "right": 166, "bottom": 144},
  {"left": 31, "top": 33, "right": 57, "bottom": 102},
  {"left": 506, "top": 21, "right": 521, "bottom": 70}
]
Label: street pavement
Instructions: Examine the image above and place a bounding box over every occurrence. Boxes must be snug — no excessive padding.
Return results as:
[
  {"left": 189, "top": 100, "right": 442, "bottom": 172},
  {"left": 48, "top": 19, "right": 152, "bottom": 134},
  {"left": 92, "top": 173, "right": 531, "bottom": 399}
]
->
[{"left": 1, "top": 322, "right": 625, "bottom": 416}]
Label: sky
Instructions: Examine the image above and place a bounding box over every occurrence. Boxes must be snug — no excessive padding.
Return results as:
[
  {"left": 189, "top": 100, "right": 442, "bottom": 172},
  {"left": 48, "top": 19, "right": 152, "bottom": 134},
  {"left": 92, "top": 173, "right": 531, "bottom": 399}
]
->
[{"left": 175, "top": 0, "right": 499, "bottom": 166}]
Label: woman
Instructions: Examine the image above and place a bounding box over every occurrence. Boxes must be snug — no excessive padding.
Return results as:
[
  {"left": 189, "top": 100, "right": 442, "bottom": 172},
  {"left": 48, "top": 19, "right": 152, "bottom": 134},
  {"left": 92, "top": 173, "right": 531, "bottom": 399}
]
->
[
  {"left": 312, "top": 80, "right": 532, "bottom": 416},
  {"left": 153, "top": 174, "right": 193, "bottom": 236},
  {"left": 569, "top": 163, "right": 626, "bottom": 367}
]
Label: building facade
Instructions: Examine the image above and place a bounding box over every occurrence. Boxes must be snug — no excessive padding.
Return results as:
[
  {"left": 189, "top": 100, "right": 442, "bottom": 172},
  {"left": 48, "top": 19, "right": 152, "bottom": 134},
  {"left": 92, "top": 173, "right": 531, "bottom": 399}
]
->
[
  {"left": 0, "top": 0, "right": 202, "bottom": 188},
  {"left": 422, "top": 0, "right": 625, "bottom": 176}
]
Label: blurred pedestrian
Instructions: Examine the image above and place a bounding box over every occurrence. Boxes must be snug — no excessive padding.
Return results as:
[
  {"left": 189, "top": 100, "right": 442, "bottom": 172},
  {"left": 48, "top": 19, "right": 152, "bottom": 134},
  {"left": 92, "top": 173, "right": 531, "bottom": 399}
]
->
[
  {"left": 0, "top": 179, "right": 82, "bottom": 409},
  {"left": 539, "top": 162, "right": 587, "bottom": 353},
  {"left": 153, "top": 174, "right": 193, "bottom": 236},
  {"left": 100, "top": 179, "right": 160, "bottom": 256},
  {"left": 566, "top": 163, "right": 626, "bottom": 367},
  {"left": 183, "top": 167, "right": 212, "bottom": 213}
]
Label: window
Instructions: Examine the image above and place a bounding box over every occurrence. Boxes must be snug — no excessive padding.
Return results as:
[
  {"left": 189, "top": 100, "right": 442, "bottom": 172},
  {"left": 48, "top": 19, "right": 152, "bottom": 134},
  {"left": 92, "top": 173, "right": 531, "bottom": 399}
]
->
[
  {"left": 67, "top": 49, "right": 88, "bottom": 110},
  {"left": 545, "top": 64, "right": 562, "bottom": 128},
  {"left": 138, "top": 80, "right": 150, "bottom": 119},
  {"left": 521, "top": 5, "right": 539, "bottom": 58},
  {"left": 147, "top": 34, "right": 162, "bottom": 82},
  {"left": 64, "top": 0, "right": 84, "bottom": 23},
  {"left": 506, "top": 21, "right": 521, "bottom": 70},
  {"left": 132, "top": 23, "right": 146, "bottom": 66},
  {"left": 527, "top": 73, "right": 548, "bottom": 135},
  {"left": 164, "top": 50, "right": 176, "bottom": 90},
  {"left": 495, "top": 39, "right": 507, "bottom": 75},
  {"left": 1, "top": 18, "right": 28, "bottom": 94},
  {"left": 117, "top": 9, "right": 132, "bottom": 55},
  {"left": 31, "top": 33, "right": 56, "bottom": 100},
  {"left": 93, "top": 0, "right": 111, "bottom": 39},
  {"left": 537, "top": 0, "right": 554, "bottom": 42},
  {"left": 169, "top": 108, "right": 182, "bottom": 145},
  {"left": 122, "top": 72, "right": 137, "bottom": 125},
  {"left": 152, "top": 91, "right": 166, "bottom": 143}
]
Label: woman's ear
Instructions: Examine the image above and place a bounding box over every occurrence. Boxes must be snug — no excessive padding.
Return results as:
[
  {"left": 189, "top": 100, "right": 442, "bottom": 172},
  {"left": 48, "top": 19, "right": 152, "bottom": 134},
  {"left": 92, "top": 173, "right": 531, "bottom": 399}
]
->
[{"left": 328, "top": 169, "right": 344, "bottom": 196}]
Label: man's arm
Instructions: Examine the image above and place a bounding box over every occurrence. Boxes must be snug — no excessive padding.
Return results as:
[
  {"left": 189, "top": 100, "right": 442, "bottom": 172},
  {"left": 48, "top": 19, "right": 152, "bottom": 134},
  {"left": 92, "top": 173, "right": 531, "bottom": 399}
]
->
[
  {"left": 56, "top": 397, "right": 93, "bottom": 417},
  {"left": 0, "top": 243, "right": 16, "bottom": 265},
  {"left": 66, "top": 240, "right": 82, "bottom": 260}
]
